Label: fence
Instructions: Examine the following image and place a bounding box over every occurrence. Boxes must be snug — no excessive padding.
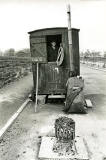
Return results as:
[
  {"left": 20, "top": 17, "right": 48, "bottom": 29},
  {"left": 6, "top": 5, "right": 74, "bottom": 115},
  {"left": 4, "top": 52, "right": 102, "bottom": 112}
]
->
[
  {"left": 0, "top": 56, "right": 31, "bottom": 88},
  {"left": 80, "top": 56, "right": 106, "bottom": 69}
]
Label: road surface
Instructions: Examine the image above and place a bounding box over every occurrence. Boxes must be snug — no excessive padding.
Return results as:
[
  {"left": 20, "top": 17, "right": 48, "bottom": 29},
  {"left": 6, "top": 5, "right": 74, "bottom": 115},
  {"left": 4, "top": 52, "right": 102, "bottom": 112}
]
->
[
  {"left": 0, "top": 73, "right": 33, "bottom": 130},
  {"left": 0, "top": 64, "right": 106, "bottom": 160}
]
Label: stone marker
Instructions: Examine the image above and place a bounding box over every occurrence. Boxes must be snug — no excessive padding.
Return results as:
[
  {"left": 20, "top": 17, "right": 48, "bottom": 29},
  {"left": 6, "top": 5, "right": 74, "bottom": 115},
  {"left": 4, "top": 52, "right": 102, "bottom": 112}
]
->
[{"left": 38, "top": 117, "right": 89, "bottom": 160}]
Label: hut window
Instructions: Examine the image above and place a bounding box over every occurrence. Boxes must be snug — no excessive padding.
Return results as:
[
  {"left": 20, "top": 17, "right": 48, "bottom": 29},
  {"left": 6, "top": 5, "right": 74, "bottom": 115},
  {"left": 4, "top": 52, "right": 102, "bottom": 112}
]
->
[{"left": 46, "top": 35, "right": 62, "bottom": 62}]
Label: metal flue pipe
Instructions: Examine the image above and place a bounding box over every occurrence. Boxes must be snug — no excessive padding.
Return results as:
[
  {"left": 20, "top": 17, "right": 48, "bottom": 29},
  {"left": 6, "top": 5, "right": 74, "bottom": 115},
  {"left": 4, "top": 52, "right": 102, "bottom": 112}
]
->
[{"left": 67, "top": 4, "right": 74, "bottom": 71}]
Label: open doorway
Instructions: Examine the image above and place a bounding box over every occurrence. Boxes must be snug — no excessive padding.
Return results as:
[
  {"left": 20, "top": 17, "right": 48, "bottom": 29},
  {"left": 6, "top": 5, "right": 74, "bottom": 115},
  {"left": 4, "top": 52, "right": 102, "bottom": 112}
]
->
[{"left": 46, "top": 34, "right": 62, "bottom": 62}]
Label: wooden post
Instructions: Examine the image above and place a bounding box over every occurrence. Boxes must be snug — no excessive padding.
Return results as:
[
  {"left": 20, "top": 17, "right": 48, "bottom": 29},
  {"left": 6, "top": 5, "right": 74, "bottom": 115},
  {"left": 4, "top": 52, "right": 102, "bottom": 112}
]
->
[
  {"left": 35, "top": 62, "right": 39, "bottom": 112},
  {"left": 67, "top": 4, "right": 74, "bottom": 71}
]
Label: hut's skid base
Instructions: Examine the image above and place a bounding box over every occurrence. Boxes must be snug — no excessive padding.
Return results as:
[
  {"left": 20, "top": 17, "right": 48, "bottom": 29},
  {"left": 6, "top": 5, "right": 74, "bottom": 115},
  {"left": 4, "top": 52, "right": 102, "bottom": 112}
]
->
[{"left": 38, "top": 137, "right": 89, "bottom": 160}]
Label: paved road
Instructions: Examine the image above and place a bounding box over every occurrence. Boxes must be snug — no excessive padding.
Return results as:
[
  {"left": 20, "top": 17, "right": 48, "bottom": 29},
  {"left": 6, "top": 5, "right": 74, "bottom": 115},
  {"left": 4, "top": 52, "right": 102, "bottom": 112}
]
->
[
  {"left": 81, "top": 63, "right": 106, "bottom": 95},
  {"left": 0, "top": 73, "right": 33, "bottom": 130},
  {"left": 81, "top": 64, "right": 106, "bottom": 120},
  {"left": 0, "top": 64, "right": 106, "bottom": 160}
]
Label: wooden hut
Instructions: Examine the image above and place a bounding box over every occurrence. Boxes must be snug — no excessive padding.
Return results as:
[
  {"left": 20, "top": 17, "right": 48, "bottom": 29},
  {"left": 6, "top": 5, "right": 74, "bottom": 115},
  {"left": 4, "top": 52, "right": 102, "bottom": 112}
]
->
[{"left": 28, "top": 27, "right": 80, "bottom": 96}]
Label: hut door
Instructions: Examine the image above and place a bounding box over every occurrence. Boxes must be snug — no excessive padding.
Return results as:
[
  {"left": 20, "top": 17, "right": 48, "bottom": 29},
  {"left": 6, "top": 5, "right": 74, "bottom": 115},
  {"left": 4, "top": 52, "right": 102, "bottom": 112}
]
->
[
  {"left": 30, "top": 37, "right": 47, "bottom": 93},
  {"left": 30, "top": 37, "right": 47, "bottom": 60},
  {"left": 45, "top": 63, "right": 65, "bottom": 94}
]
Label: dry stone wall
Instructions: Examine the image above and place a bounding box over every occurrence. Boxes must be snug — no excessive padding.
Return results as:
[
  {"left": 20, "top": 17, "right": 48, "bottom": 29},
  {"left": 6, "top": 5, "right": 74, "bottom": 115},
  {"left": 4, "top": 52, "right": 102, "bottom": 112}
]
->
[{"left": 0, "top": 56, "right": 31, "bottom": 88}]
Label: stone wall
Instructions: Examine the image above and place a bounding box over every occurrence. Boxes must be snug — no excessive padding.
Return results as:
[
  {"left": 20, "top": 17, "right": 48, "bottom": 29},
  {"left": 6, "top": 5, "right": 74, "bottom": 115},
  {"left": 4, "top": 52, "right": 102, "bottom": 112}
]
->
[{"left": 0, "top": 56, "right": 31, "bottom": 88}]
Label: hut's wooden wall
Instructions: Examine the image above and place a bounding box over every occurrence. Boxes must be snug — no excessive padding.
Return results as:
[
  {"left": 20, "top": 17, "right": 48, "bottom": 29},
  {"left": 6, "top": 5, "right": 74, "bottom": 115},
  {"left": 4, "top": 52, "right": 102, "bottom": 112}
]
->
[{"left": 72, "top": 29, "right": 80, "bottom": 75}]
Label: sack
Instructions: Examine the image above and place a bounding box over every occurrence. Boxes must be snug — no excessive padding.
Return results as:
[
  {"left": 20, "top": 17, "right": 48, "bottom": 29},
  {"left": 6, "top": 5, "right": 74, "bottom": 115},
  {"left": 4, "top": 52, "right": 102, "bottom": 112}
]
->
[
  {"left": 68, "top": 102, "right": 87, "bottom": 114},
  {"left": 65, "top": 89, "right": 87, "bottom": 114}
]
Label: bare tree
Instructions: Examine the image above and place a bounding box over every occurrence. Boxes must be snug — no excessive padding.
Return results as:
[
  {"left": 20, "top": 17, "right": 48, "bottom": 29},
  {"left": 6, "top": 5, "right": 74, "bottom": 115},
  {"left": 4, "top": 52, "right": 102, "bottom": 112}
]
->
[
  {"left": 16, "top": 48, "right": 30, "bottom": 57},
  {"left": 103, "top": 52, "right": 106, "bottom": 57},
  {"left": 0, "top": 50, "right": 3, "bottom": 56},
  {"left": 4, "top": 48, "right": 15, "bottom": 56}
]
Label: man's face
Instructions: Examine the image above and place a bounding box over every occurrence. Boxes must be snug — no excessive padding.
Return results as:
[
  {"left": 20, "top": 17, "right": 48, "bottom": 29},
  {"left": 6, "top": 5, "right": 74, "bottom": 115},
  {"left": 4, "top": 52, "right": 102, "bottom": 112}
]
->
[{"left": 51, "top": 42, "right": 56, "bottom": 47}]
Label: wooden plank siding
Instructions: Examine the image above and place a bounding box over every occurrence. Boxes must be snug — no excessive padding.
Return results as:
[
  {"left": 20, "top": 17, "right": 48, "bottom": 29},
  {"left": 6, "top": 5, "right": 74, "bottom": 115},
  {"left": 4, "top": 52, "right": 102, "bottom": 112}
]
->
[
  {"left": 72, "top": 29, "right": 80, "bottom": 75},
  {"left": 38, "top": 63, "right": 70, "bottom": 94}
]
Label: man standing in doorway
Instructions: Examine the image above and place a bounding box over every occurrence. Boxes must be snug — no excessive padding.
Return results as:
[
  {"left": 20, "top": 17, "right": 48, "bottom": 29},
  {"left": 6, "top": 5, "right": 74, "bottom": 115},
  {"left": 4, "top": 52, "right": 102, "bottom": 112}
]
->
[{"left": 48, "top": 41, "right": 58, "bottom": 62}]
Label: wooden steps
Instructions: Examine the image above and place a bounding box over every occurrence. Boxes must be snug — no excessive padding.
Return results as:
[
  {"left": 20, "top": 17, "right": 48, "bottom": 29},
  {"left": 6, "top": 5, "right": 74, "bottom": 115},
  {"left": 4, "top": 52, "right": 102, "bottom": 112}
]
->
[
  {"left": 48, "top": 95, "right": 65, "bottom": 99},
  {"left": 85, "top": 99, "right": 93, "bottom": 108}
]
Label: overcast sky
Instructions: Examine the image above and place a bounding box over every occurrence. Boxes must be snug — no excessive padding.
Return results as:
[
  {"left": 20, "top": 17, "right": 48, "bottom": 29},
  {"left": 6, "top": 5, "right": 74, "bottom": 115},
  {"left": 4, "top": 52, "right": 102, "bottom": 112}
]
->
[{"left": 0, "top": 0, "right": 106, "bottom": 53}]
